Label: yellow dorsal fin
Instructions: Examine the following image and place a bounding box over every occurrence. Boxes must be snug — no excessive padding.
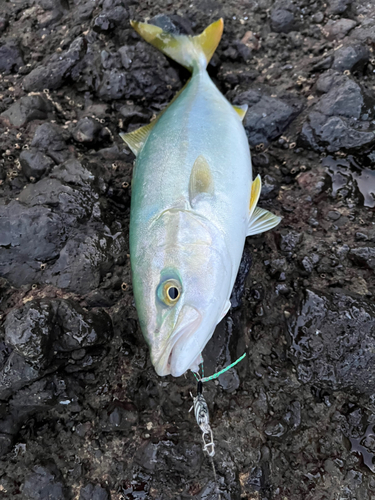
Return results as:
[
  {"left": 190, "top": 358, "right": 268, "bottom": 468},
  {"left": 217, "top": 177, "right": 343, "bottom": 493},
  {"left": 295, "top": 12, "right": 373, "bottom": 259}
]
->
[
  {"left": 249, "top": 175, "right": 261, "bottom": 218},
  {"left": 233, "top": 104, "right": 248, "bottom": 121},
  {"left": 120, "top": 121, "right": 156, "bottom": 156},
  {"left": 130, "top": 19, "right": 223, "bottom": 72},
  {"left": 189, "top": 155, "right": 214, "bottom": 203}
]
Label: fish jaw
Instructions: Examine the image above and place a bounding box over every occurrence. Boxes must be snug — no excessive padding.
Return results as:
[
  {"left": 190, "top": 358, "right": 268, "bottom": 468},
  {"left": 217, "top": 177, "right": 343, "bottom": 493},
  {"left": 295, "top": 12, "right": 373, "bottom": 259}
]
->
[{"left": 152, "top": 304, "right": 202, "bottom": 376}]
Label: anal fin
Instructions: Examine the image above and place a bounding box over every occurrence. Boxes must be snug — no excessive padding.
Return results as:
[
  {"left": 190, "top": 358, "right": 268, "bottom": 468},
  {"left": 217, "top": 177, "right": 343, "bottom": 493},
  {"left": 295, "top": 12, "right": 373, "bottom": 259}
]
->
[
  {"left": 247, "top": 207, "right": 281, "bottom": 236},
  {"left": 233, "top": 104, "right": 248, "bottom": 121}
]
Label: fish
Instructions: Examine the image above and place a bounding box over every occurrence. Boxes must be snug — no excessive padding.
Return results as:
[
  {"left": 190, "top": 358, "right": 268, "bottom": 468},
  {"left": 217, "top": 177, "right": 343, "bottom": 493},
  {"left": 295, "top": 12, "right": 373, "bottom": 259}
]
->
[{"left": 120, "top": 18, "right": 281, "bottom": 377}]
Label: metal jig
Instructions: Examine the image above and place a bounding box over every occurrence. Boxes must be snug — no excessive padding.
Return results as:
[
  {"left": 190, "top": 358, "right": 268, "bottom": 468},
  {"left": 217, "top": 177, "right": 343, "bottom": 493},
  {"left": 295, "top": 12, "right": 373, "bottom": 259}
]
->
[{"left": 190, "top": 380, "right": 215, "bottom": 457}]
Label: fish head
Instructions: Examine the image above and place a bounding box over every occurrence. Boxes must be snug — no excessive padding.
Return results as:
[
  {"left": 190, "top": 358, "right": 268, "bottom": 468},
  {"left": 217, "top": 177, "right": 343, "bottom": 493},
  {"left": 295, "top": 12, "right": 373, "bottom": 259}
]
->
[{"left": 131, "top": 210, "right": 232, "bottom": 377}]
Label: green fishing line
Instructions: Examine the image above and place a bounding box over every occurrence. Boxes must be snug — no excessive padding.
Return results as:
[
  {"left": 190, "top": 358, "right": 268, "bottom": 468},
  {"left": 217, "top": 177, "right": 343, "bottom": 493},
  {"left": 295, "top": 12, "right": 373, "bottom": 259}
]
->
[{"left": 193, "top": 353, "right": 247, "bottom": 383}]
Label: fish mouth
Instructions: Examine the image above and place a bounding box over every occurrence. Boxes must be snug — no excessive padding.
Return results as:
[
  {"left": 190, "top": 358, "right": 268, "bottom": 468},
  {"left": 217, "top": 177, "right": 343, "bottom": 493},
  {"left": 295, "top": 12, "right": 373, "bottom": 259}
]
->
[{"left": 153, "top": 305, "right": 202, "bottom": 377}]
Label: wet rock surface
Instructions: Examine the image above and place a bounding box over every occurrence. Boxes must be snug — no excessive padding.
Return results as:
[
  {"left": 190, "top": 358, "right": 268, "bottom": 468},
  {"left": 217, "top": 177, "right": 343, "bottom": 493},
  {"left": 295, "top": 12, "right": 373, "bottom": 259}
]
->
[{"left": 0, "top": 1, "right": 375, "bottom": 499}]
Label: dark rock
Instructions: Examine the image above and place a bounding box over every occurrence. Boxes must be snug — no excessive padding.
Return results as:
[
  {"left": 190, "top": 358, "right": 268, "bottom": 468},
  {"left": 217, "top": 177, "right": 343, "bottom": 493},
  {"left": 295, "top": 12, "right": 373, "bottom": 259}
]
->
[
  {"left": 0, "top": 352, "right": 39, "bottom": 400},
  {"left": 31, "top": 122, "right": 69, "bottom": 163},
  {"left": 0, "top": 298, "right": 112, "bottom": 400},
  {"left": 101, "top": 49, "right": 122, "bottom": 70},
  {"left": 0, "top": 434, "right": 14, "bottom": 456},
  {"left": 270, "top": 8, "right": 295, "bottom": 33},
  {"left": 315, "top": 71, "right": 340, "bottom": 94},
  {"left": 23, "top": 37, "right": 87, "bottom": 91},
  {"left": 283, "top": 401, "right": 301, "bottom": 430},
  {"left": 44, "top": 230, "right": 112, "bottom": 294},
  {"left": 135, "top": 440, "right": 203, "bottom": 475},
  {"left": 0, "top": 41, "right": 23, "bottom": 74},
  {"left": 0, "top": 16, "right": 8, "bottom": 34},
  {"left": 332, "top": 44, "right": 370, "bottom": 73},
  {"left": 349, "top": 247, "right": 375, "bottom": 270},
  {"left": 234, "top": 90, "right": 302, "bottom": 147},
  {"left": 150, "top": 14, "right": 193, "bottom": 35},
  {"left": 93, "top": 14, "right": 112, "bottom": 33},
  {"left": 327, "top": 210, "right": 341, "bottom": 221},
  {"left": 0, "top": 95, "right": 52, "bottom": 128},
  {"left": 53, "top": 299, "right": 112, "bottom": 352},
  {"left": 230, "top": 247, "right": 252, "bottom": 308},
  {"left": 118, "top": 45, "right": 133, "bottom": 70},
  {"left": 119, "top": 104, "right": 151, "bottom": 127},
  {"left": 78, "top": 2, "right": 95, "bottom": 21},
  {"left": 326, "top": 0, "right": 352, "bottom": 15},
  {"left": 79, "top": 483, "right": 110, "bottom": 500},
  {"left": 268, "top": 258, "right": 288, "bottom": 278},
  {"left": 97, "top": 69, "right": 127, "bottom": 101},
  {"left": 287, "top": 289, "right": 375, "bottom": 394},
  {"left": 312, "top": 56, "right": 333, "bottom": 72},
  {"left": 4, "top": 301, "right": 54, "bottom": 367},
  {"left": 20, "top": 148, "right": 55, "bottom": 180},
  {"left": 38, "top": 0, "right": 68, "bottom": 9},
  {"left": 0, "top": 201, "right": 69, "bottom": 286},
  {"left": 103, "top": 3, "right": 128, "bottom": 25},
  {"left": 100, "top": 403, "right": 138, "bottom": 432},
  {"left": 300, "top": 111, "right": 375, "bottom": 153},
  {"left": 149, "top": 13, "right": 182, "bottom": 34},
  {"left": 218, "top": 366, "right": 240, "bottom": 393},
  {"left": 37, "top": 8, "right": 63, "bottom": 28},
  {"left": 18, "top": 177, "right": 94, "bottom": 220},
  {"left": 315, "top": 78, "right": 363, "bottom": 119},
  {"left": 10, "top": 379, "right": 55, "bottom": 416},
  {"left": 265, "top": 420, "right": 287, "bottom": 437},
  {"left": 277, "top": 230, "right": 303, "bottom": 253},
  {"left": 51, "top": 159, "right": 94, "bottom": 187},
  {"left": 72, "top": 117, "right": 102, "bottom": 143},
  {"left": 23, "top": 464, "right": 68, "bottom": 500},
  {"left": 312, "top": 12, "right": 324, "bottom": 23},
  {"left": 300, "top": 254, "right": 320, "bottom": 274},
  {"left": 322, "top": 19, "right": 356, "bottom": 40}
]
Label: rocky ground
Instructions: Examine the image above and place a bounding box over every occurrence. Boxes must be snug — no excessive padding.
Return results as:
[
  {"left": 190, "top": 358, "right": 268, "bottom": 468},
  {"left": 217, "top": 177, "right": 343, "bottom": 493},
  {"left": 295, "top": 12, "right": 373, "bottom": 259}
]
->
[{"left": 0, "top": 0, "right": 375, "bottom": 498}]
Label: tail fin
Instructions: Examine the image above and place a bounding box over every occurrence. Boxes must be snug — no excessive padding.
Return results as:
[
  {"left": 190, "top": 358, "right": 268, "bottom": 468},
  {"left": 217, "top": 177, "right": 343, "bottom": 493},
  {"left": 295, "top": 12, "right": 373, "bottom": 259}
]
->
[{"left": 130, "top": 18, "right": 224, "bottom": 73}]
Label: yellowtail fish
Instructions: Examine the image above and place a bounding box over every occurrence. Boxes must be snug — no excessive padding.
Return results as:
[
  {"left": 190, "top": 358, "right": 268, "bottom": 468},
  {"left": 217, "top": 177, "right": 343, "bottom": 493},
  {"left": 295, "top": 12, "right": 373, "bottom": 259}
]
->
[{"left": 121, "top": 18, "right": 281, "bottom": 377}]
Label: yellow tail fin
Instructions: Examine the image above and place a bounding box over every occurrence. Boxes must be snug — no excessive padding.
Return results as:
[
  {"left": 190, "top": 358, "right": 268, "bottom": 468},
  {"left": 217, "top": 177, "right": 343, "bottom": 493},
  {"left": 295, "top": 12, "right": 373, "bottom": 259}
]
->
[{"left": 130, "top": 18, "right": 224, "bottom": 72}]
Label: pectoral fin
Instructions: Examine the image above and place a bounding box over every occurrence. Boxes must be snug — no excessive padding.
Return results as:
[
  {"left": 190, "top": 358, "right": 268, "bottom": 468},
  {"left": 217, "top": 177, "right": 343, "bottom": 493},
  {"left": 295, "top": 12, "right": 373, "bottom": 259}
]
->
[
  {"left": 247, "top": 207, "right": 281, "bottom": 236},
  {"left": 233, "top": 104, "right": 248, "bottom": 121},
  {"left": 247, "top": 175, "right": 281, "bottom": 235},
  {"left": 120, "top": 121, "right": 156, "bottom": 156},
  {"left": 189, "top": 155, "right": 214, "bottom": 203}
]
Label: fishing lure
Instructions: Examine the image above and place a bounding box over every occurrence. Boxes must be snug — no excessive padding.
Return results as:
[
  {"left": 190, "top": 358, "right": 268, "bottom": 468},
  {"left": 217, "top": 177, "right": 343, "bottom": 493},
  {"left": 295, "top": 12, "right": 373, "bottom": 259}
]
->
[
  {"left": 121, "top": 18, "right": 280, "bottom": 377},
  {"left": 191, "top": 380, "right": 215, "bottom": 456}
]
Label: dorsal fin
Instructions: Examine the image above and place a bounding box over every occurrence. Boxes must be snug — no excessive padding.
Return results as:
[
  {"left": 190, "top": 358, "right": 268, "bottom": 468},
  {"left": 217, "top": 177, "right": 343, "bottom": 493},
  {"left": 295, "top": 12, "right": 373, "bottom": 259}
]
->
[
  {"left": 189, "top": 155, "right": 214, "bottom": 203},
  {"left": 233, "top": 104, "right": 248, "bottom": 121},
  {"left": 120, "top": 121, "right": 156, "bottom": 156}
]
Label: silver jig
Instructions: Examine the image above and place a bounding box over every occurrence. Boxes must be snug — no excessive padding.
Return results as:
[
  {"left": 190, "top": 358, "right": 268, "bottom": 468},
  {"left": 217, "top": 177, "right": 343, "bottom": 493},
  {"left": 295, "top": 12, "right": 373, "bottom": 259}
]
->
[{"left": 190, "top": 381, "right": 215, "bottom": 457}]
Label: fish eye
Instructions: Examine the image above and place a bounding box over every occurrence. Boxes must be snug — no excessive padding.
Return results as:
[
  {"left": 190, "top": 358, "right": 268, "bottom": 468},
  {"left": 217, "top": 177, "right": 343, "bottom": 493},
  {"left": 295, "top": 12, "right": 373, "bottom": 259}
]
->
[
  {"left": 158, "top": 279, "right": 182, "bottom": 306},
  {"left": 167, "top": 286, "right": 179, "bottom": 300}
]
